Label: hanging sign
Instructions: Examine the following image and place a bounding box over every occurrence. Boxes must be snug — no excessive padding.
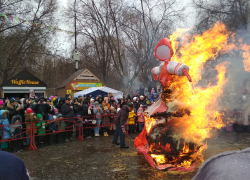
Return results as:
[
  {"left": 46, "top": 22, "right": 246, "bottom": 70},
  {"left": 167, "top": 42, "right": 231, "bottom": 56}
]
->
[{"left": 71, "top": 82, "right": 102, "bottom": 90}]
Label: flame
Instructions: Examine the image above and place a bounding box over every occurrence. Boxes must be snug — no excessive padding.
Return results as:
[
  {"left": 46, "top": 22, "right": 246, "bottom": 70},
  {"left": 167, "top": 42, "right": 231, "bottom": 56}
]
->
[
  {"left": 182, "top": 142, "right": 189, "bottom": 154},
  {"left": 151, "top": 154, "right": 166, "bottom": 164},
  {"left": 147, "top": 22, "right": 238, "bottom": 168}
]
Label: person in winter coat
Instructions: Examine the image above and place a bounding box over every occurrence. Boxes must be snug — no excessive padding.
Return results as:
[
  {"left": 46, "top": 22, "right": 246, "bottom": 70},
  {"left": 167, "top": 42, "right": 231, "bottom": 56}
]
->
[
  {"left": 32, "top": 97, "right": 51, "bottom": 120},
  {"left": 118, "top": 97, "right": 126, "bottom": 108},
  {"left": 150, "top": 93, "right": 159, "bottom": 103},
  {"left": 139, "top": 85, "right": 145, "bottom": 95},
  {"left": 73, "top": 99, "right": 82, "bottom": 117},
  {"left": 137, "top": 106, "right": 145, "bottom": 132},
  {"left": 93, "top": 101, "right": 103, "bottom": 136},
  {"left": 24, "top": 108, "right": 38, "bottom": 146},
  {"left": 56, "top": 97, "right": 65, "bottom": 114},
  {"left": 102, "top": 97, "right": 110, "bottom": 110},
  {"left": 138, "top": 95, "right": 147, "bottom": 106},
  {"left": 83, "top": 99, "right": 94, "bottom": 138},
  {"left": 36, "top": 114, "right": 47, "bottom": 148},
  {"left": 0, "top": 110, "right": 10, "bottom": 150},
  {"left": 109, "top": 106, "right": 116, "bottom": 133},
  {"left": 56, "top": 114, "right": 66, "bottom": 144},
  {"left": 112, "top": 103, "right": 133, "bottom": 148},
  {"left": 0, "top": 100, "right": 4, "bottom": 110},
  {"left": 98, "top": 96, "right": 103, "bottom": 106},
  {"left": 48, "top": 114, "right": 57, "bottom": 145},
  {"left": 128, "top": 110, "right": 137, "bottom": 133},
  {"left": 103, "top": 106, "right": 110, "bottom": 136},
  {"left": 144, "top": 88, "right": 149, "bottom": 98},
  {"left": 6, "top": 99, "right": 21, "bottom": 122},
  {"left": 61, "top": 97, "right": 75, "bottom": 142},
  {"left": 10, "top": 115, "right": 23, "bottom": 152}
]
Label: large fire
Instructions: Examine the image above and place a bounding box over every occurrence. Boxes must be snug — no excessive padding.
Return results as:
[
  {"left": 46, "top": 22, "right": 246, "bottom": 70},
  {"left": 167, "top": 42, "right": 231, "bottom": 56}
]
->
[{"left": 146, "top": 23, "right": 239, "bottom": 168}]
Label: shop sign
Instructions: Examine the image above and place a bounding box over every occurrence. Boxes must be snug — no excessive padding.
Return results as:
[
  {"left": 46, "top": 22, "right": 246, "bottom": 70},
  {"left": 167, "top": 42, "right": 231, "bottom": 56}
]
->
[
  {"left": 71, "top": 82, "right": 102, "bottom": 90},
  {"left": 11, "top": 79, "right": 39, "bottom": 85}
]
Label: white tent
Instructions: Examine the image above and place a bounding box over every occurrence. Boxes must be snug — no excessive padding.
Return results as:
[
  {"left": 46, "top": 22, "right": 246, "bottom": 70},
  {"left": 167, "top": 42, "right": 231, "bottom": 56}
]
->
[{"left": 74, "top": 87, "right": 123, "bottom": 98}]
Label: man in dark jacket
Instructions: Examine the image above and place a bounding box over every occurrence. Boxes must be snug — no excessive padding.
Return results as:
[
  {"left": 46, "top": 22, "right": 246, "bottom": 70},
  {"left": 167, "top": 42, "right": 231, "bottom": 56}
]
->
[
  {"left": 112, "top": 103, "right": 133, "bottom": 148},
  {"left": 61, "top": 97, "right": 75, "bottom": 141},
  {"left": 6, "top": 98, "right": 21, "bottom": 121},
  {"left": 56, "top": 97, "right": 65, "bottom": 113},
  {"left": 32, "top": 97, "right": 51, "bottom": 120}
]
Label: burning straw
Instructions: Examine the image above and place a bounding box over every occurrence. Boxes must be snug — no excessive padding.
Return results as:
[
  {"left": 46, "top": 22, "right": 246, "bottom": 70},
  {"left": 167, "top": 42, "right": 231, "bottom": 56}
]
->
[{"left": 136, "top": 22, "right": 250, "bottom": 170}]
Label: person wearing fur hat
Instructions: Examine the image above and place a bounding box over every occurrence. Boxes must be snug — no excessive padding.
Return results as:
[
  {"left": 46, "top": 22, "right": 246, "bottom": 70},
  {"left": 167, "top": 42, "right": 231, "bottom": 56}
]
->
[
  {"left": 102, "top": 97, "right": 110, "bottom": 110},
  {"left": 0, "top": 110, "right": 10, "bottom": 150},
  {"left": 10, "top": 115, "right": 23, "bottom": 152},
  {"left": 138, "top": 95, "right": 147, "bottom": 106},
  {"left": 93, "top": 101, "right": 103, "bottom": 136},
  {"left": 103, "top": 106, "right": 110, "bottom": 136},
  {"left": 6, "top": 98, "right": 21, "bottom": 123},
  {"left": 24, "top": 108, "right": 38, "bottom": 146}
]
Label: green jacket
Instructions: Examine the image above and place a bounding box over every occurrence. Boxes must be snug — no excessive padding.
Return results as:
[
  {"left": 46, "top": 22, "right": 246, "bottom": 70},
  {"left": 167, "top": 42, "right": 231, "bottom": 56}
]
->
[{"left": 36, "top": 121, "right": 47, "bottom": 135}]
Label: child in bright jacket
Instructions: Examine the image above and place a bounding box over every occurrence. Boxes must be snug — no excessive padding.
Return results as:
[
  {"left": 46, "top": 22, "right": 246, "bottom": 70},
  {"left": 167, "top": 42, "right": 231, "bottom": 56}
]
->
[
  {"left": 0, "top": 110, "right": 10, "bottom": 150},
  {"left": 10, "top": 115, "right": 23, "bottom": 152},
  {"left": 36, "top": 114, "right": 47, "bottom": 147},
  {"left": 128, "top": 110, "right": 137, "bottom": 133},
  {"left": 137, "top": 106, "right": 145, "bottom": 132}
]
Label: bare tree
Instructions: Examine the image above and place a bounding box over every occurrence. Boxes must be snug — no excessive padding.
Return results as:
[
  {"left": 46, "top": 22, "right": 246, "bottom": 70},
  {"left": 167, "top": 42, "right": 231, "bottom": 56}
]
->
[{"left": 65, "top": 0, "right": 183, "bottom": 93}]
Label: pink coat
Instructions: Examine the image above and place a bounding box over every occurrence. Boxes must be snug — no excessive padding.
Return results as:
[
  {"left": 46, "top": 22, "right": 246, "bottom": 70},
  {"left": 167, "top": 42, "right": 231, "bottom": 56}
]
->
[{"left": 137, "top": 112, "right": 144, "bottom": 122}]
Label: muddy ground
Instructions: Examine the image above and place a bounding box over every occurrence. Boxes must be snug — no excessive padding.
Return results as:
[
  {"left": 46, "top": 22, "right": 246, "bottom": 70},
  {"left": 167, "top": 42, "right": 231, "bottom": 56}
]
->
[{"left": 13, "top": 130, "right": 250, "bottom": 180}]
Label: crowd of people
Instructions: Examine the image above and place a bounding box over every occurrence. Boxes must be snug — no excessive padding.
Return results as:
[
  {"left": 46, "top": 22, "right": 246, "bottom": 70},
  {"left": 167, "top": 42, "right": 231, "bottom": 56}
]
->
[{"left": 0, "top": 88, "right": 159, "bottom": 151}]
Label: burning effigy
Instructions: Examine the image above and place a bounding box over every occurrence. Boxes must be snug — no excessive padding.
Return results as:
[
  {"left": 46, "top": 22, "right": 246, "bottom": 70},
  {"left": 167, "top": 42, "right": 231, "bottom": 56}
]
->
[{"left": 134, "top": 23, "right": 238, "bottom": 171}]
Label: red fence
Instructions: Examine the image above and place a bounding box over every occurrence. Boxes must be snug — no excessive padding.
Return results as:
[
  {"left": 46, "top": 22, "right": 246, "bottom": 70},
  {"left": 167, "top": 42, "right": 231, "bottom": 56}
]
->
[{"left": 0, "top": 114, "right": 144, "bottom": 150}]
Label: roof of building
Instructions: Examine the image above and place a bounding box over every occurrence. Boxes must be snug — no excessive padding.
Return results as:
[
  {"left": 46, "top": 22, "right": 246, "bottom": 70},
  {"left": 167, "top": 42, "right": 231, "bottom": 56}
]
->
[
  {"left": 57, "top": 69, "right": 85, "bottom": 89},
  {"left": 57, "top": 68, "right": 102, "bottom": 89}
]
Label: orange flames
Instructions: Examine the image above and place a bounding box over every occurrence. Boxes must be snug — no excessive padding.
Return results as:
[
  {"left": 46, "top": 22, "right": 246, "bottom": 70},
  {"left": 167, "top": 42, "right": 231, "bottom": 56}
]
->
[{"left": 148, "top": 22, "right": 240, "bottom": 168}]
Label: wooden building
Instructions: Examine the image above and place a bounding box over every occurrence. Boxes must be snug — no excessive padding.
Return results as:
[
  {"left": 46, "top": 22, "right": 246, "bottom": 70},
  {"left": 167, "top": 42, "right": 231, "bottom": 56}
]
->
[
  {"left": 57, "top": 69, "right": 104, "bottom": 98},
  {"left": 1, "top": 69, "right": 47, "bottom": 99}
]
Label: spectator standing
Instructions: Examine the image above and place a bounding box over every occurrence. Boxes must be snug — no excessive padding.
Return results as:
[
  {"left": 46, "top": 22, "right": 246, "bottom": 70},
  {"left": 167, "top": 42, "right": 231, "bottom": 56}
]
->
[
  {"left": 103, "top": 106, "right": 110, "bottom": 136},
  {"left": 10, "top": 115, "right": 23, "bottom": 152},
  {"left": 139, "top": 85, "right": 145, "bottom": 95},
  {"left": 36, "top": 114, "right": 47, "bottom": 148},
  {"left": 144, "top": 88, "right": 149, "bottom": 98},
  {"left": 24, "top": 108, "right": 38, "bottom": 146},
  {"left": 93, "top": 101, "right": 103, "bottom": 137},
  {"left": 57, "top": 114, "right": 66, "bottom": 144},
  {"left": 102, "top": 97, "right": 110, "bottom": 110},
  {"left": 112, "top": 103, "right": 133, "bottom": 148},
  {"left": 48, "top": 113, "right": 57, "bottom": 145},
  {"left": 56, "top": 97, "right": 65, "bottom": 114},
  {"left": 84, "top": 99, "right": 94, "bottom": 138},
  {"left": 0, "top": 110, "right": 10, "bottom": 151},
  {"left": 109, "top": 106, "right": 116, "bottom": 134},
  {"left": 6, "top": 98, "right": 21, "bottom": 122},
  {"left": 137, "top": 106, "right": 145, "bottom": 132},
  {"left": 61, "top": 97, "right": 75, "bottom": 142}
]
